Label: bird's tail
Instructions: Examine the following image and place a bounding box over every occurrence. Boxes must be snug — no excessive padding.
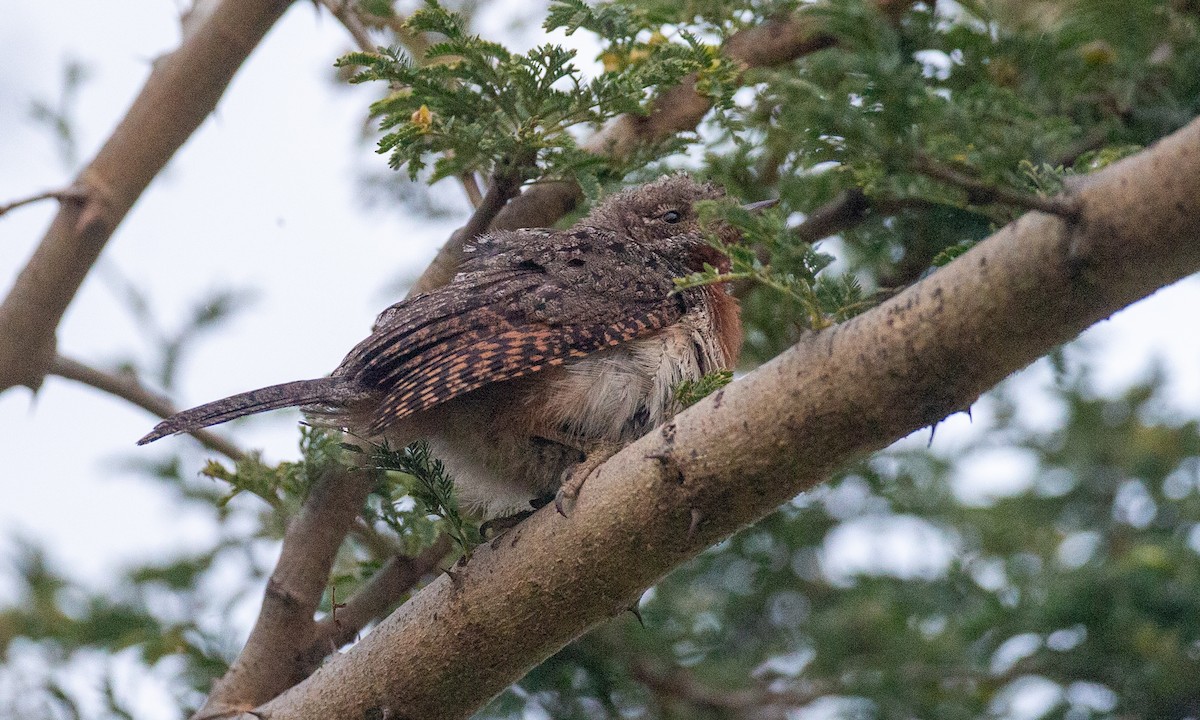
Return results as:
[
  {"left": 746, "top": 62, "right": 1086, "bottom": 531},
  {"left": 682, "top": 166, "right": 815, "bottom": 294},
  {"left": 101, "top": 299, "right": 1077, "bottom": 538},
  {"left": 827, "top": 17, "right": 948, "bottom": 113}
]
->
[{"left": 138, "top": 377, "right": 355, "bottom": 445}]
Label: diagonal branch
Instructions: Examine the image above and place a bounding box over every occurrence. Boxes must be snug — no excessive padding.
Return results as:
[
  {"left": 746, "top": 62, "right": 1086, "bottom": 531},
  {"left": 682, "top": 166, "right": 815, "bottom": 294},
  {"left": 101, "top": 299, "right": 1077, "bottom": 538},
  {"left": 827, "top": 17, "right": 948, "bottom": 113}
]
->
[
  {"left": 256, "top": 114, "right": 1200, "bottom": 720},
  {"left": 192, "top": 466, "right": 376, "bottom": 719},
  {"left": 299, "top": 533, "right": 452, "bottom": 672},
  {"left": 913, "top": 153, "right": 1082, "bottom": 219},
  {"left": 49, "top": 354, "right": 246, "bottom": 462},
  {"left": 792, "top": 187, "right": 872, "bottom": 243},
  {"left": 0, "top": 0, "right": 294, "bottom": 394},
  {"left": 633, "top": 661, "right": 829, "bottom": 716},
  {"left": 408, "top": 171, "right": 524, "bottom": 295}
]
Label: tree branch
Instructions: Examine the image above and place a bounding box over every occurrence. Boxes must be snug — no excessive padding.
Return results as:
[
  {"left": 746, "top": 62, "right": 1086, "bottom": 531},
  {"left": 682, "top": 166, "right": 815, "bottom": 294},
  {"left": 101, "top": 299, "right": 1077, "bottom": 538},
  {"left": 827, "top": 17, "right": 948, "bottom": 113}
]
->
[
  {"left": 408, "top": 171, "right": 524, "bottom": 295},
  {"left": 255, "top": 114, "right": 1200, "bottom": 720},
  {"left": 300, "top": 534, "right": 452, "bottom": 670},
  {"left": 49, "top": 354, "right": 247, "bottom": 462},
  {"left": 193, "top": 466, "right": 376, "bottom": 719},
  {"left": 0, "top": 0, "right": 294, "bottom": 394},
  {"left": 914, "top": 153, "right": 1082, "bottom": 219},
  {"left": 633, "top": 661, "right": 828, "bottom": 717},
  {"left": 459, "top": 172, "right": 484, "bottom": 209},
  {"left": 315, "top": 0, "right": 375, "bottom": 52},
  {"left": 0, "top": 186, "right": 87, "bottom": 219},
  {"left": 793, "top": 187, "right": 871, "bottom": 243}
]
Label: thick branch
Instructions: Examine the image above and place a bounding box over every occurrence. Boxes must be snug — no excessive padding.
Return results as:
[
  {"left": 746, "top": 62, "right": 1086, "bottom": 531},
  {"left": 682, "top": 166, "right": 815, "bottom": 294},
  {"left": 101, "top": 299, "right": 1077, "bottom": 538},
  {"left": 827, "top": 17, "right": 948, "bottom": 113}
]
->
[
  {"left": 257, "top": 115, "right": 1200, "bottom": 720},
  {"left": 49, "top": 355, "right": 246, "bottom": 462},
  {"left": 194, "top": 467, "right": 375, "bottom": 719},
  {"left": 0, "top": 0, "right": 293, "bottom": 393},
  {"left": 408, "top": 3, "right": 910, "bottom": 293}
]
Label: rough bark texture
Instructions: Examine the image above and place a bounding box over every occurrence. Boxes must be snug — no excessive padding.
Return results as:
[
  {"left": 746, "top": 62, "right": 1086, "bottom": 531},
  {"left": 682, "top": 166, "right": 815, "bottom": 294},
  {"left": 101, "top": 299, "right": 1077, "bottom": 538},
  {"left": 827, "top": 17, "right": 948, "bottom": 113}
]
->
[
  {"left": 0, "top": 0, "right": 294, "bottom": 393},
  {"left": 255, "top": 117, "right": 1200, "bottom": 720}
]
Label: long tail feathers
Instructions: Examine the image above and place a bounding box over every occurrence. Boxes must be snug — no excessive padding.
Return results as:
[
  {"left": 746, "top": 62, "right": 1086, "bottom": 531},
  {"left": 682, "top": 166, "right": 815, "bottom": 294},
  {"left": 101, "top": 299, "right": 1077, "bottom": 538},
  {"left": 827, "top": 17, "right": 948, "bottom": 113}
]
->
[{"left": 137, "top": 377, "right": 351, "bottom": 445}]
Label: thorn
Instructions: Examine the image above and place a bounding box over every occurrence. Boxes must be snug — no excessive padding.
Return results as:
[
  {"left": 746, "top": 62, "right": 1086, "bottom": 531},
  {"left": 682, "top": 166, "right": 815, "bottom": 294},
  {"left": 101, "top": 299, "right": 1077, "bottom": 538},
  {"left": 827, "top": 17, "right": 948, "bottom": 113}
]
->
[
  {"left": 627, "top": 603, "right": 645, "bottom": 627},
  {"left": 927, "top": 421, "right": 938, "bottom": 448},
  {"left": 688, "top": 507, "right": 703, "bottom": 541}
]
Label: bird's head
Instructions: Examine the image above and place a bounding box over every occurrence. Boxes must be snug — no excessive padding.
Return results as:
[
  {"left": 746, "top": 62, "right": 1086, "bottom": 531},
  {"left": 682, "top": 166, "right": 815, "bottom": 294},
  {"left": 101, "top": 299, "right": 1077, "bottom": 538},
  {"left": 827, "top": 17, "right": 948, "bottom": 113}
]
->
[{"left": 583, "top": 174, "right": 771, "bottom": 272}]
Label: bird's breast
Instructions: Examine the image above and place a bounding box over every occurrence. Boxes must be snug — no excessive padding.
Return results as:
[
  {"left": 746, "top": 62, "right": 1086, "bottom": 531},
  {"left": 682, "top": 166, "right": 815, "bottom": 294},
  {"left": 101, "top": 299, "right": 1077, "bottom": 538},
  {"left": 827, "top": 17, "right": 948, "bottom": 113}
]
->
[{"left": 536, "top": 303, "right": 737, "bottom": 442}]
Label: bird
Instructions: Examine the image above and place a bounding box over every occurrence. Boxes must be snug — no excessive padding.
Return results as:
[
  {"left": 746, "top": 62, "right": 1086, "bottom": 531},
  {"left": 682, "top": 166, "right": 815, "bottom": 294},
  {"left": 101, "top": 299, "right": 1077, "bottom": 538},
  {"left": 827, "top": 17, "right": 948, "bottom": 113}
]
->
[{"left": 139, "top": 174, "right": 760, "bottom": 518}]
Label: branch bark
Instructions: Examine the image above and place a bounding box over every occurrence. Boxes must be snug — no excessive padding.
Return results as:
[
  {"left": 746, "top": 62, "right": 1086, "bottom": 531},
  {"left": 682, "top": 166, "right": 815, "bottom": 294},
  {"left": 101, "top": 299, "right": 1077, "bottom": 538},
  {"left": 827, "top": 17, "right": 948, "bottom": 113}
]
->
[
  {"left": 194, "top": 467, "right": 375, "bottom": 719},
  {"left": 0, "top": 0, "right": 294, "bottom": 394},
  {"left": 255, "top": 115, "right": 1200, "bottom": 720}
]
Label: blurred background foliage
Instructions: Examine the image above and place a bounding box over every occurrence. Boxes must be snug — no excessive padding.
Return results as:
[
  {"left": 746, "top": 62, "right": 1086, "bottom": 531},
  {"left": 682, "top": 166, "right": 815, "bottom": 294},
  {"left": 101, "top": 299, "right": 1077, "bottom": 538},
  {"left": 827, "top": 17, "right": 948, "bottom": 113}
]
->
[{"left": 5, "top": 0, "right": 1200, "bottom": 718}]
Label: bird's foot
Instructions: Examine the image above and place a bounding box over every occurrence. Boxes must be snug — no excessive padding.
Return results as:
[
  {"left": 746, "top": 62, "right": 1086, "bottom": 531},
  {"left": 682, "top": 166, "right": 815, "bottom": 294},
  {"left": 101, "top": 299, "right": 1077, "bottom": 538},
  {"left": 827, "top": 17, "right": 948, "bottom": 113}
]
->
[
  {"left": 555, "top": 442, "right": 622, "bottom": 516},
  {"left": 480, "top": 509, "right": 535, "bottom": 539}
]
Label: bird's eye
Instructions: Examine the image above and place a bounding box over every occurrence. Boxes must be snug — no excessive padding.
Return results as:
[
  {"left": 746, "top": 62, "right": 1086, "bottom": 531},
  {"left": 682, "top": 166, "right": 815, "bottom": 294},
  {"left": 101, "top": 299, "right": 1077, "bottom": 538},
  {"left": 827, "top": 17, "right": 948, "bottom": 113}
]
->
[{"left": 661, "top": 210, "right": 682, "bottom": 224}]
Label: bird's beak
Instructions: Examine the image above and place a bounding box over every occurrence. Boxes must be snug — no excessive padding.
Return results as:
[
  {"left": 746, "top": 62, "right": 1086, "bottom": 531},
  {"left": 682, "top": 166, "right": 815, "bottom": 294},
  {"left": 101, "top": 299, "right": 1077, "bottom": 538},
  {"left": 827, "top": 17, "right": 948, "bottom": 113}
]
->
[{"left": 741, "top": 198, "right": 779, "bottom": 213}]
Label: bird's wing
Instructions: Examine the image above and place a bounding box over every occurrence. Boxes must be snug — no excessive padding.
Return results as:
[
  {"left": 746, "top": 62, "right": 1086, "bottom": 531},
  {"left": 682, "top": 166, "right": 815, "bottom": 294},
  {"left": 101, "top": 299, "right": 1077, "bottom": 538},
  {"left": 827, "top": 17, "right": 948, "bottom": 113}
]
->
[{"left": 338, "top": 229, "right": 688, "bottom": 435}]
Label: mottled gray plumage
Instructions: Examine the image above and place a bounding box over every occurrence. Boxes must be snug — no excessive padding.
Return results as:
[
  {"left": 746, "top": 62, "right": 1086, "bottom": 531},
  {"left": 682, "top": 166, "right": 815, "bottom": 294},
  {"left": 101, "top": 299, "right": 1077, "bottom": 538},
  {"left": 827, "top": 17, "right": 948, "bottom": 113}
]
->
[{"left": 139, "top": 174, "right": 744, "bottom": 516}]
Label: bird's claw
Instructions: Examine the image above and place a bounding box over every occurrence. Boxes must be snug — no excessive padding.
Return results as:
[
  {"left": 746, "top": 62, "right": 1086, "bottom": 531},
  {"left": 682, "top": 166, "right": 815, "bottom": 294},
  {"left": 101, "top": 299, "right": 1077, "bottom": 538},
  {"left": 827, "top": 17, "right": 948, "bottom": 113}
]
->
[
  {"left": 554, "top": 443, "right": 621, "bottom": 517},
  {"left": 555, "top": 482, "right": 580, "bottom": 517}
]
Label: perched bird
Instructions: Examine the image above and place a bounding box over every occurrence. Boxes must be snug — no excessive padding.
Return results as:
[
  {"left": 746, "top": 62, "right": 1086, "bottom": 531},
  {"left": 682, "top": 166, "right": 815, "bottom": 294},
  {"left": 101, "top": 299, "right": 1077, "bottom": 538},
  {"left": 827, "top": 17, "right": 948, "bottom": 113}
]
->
[{"left": 140, "top": 175, "right": 757, "bottom": 518}]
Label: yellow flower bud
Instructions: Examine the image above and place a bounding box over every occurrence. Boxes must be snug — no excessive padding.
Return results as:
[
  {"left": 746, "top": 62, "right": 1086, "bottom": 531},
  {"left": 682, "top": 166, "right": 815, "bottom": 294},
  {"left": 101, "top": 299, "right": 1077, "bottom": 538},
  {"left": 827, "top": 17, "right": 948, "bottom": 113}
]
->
[
  {"left": 411, "top": 104, "right": 433, "bottom": 132},
  {"left": 600, "top": 51, "right": 623, "bottom": 73}
]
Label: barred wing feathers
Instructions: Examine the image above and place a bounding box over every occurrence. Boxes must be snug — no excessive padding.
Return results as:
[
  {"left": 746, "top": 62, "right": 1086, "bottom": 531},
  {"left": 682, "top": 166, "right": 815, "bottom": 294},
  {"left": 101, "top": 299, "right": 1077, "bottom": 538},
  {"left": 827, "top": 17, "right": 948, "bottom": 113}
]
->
[{"left": 337, "top": 232, "right": 686, "bottom": 434}]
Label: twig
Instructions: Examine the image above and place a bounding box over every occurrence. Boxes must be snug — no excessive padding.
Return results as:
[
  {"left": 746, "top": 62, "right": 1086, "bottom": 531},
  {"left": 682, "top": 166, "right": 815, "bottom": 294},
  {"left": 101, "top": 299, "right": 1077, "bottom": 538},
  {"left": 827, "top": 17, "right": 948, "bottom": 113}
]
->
[
  {"left": 793, "top": 187, "right": 871, "bottom": 243},
  {"left": 300, "top": 534, "right": 452, "bottom": 671},
  {"left": 459, "top": 172, "right": 484, "bottom": 208},
  {"left": 1053, "top": 126, "right": 1112, "bottom": 168},
  {"left": 408, "top": 171, "right": 524, "bottom": 295},
  {"left": 0, "top": 187, "right": 87, "bottom": 219},
  {"left": 634, "top": 661, "right": 829, "bottom": 715},
  {"left": 316, "top": 0, "right": 376, "bottom": 53},
  {"left": 914, "top": 153, "right": 1081, "bottom": 220},
  {"left": 50, "top": 354, "right": 247, "bottom": 462},
  {"left": 732, "top": 189, "right": 873, "bottom": 300}
]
